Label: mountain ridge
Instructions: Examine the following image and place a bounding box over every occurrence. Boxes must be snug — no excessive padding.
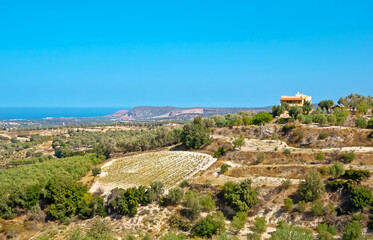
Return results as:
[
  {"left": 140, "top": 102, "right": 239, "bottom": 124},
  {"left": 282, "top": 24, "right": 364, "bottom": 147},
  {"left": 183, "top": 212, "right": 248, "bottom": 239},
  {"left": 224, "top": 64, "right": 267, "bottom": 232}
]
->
[{"left": 106, "top": 106, "right": 272, "bottom": 121}]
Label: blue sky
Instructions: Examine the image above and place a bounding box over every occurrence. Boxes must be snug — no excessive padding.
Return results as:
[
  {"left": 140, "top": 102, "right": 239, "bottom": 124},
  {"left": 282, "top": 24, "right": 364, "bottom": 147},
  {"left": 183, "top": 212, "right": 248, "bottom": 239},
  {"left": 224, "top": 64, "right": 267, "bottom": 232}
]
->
[{"left": 0, "top": 1, "right": 372, "bottom": 108}]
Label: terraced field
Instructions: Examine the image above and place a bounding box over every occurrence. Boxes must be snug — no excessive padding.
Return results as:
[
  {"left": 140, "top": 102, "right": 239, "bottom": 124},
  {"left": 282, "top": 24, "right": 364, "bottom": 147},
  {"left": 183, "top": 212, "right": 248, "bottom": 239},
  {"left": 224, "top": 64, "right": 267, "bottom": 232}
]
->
[{"left": 90, "top": 151, "right": 216, "bottom": 195}]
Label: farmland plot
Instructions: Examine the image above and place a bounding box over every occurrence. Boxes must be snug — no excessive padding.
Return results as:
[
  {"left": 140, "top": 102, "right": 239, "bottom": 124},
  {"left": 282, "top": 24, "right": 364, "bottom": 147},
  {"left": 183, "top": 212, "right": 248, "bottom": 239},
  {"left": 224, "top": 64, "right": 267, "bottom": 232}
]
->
[{"left": 90, "top": 151, "right": 216, "bottom": 195}]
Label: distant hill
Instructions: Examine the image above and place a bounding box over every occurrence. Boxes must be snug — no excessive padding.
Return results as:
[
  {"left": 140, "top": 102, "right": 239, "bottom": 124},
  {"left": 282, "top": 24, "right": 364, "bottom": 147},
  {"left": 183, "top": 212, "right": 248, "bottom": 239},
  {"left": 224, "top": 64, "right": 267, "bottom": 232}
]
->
[{"left": 106, "top": 106, "right": 272, "bottom": 121}]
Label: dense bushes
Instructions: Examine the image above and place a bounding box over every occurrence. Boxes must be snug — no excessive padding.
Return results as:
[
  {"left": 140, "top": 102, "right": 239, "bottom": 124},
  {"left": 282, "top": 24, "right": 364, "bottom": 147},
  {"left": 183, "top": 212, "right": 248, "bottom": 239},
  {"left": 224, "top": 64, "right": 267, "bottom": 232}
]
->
[
  {"left": 341, "top": 151, "right": 355, "bottom": 163},
  {"left": 169, "top": 213, "right": 191, "bottom": 231},
  {"left": 165, "top": 187, "right": 184, "bottom": 205},
  {"left": 220, "top": 164, "right": 228, "bottom": 173},
  {"left": 316, "top": 223, "right": 337, "bottom": 240},
  {"left": 269, "top": 221, "right": 313, "bottom": 240},
  {"left": 214, "top": 147, "right": 226, "bottom": 158},
  {"left": 221, "top": 179, "right": 259, "bottom": 212},
  {"left": 342, "top": 221, "right": 363, "bottom": 240},
  {"left": 288, "top": 106, "right": 302, "bottom": 118},
  {"left": 328, "top": 161, "right": 345, "bottom": 179},
  {"left": 181, "top": 116, "right": 210, "bottom": 149},
  {"left": 106, "top": 186, "right": 149, "bottom": 217},
  {"left": 92, "top": 167, "right": 102, "bottom": 176},
  {"left": 44, "top": 176, "right": 106, "bottom": 220},
  {"left": 55, "top": 126, "right": 182, "bottom": 157},
  {"left": 192, "top": 212, "right": 226, "bottom": 238},
  {"left": 182, "top": 191, "right": 201, "bottom": 220},
  {"left": 355, "top": 118, "right": 368, "bottom": 128},
  {"left": 251, "top": 112, "right": 273, "bottom": 125},
  {"left": 298, "top": 169, "right": 325, "bottom": 202},
  {"left": 7, "top": 155, "right": 54, "bottom": 166},
  {"left": 342, "top": 169, "right": 371, "bottom": 183},
  {"left": 231, "top": 212, "right": 247, "bottom": 232},
  {"left": 349, "top": 186, "right": 373, "bottom": 209},
  {"left": 0, "top": 153, "right": 105, "bottom": 219},
  {"left": 318, "top": 132, "right": 328, "bottom": 140}
]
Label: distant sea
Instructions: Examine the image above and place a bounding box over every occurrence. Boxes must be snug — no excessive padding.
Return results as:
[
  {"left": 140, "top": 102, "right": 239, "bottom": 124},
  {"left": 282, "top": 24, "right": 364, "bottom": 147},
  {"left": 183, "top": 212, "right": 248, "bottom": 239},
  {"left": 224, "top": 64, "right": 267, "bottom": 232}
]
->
[{"left": 0, "top": 107, "right": 129, "bottom": 119}]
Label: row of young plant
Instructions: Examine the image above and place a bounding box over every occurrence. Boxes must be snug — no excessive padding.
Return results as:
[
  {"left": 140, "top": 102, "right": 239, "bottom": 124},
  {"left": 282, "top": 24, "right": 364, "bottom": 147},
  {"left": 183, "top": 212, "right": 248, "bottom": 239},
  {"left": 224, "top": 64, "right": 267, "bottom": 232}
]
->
[{"left": 0, "top": 153, "right": 106, "bottom": 220}]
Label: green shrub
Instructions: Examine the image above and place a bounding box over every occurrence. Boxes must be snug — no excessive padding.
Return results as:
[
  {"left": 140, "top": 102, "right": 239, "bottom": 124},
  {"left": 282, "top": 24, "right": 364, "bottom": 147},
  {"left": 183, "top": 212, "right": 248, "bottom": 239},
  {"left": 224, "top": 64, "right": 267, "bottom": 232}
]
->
[
  {"left": 315, "top": 152, "right": 324, "bottom": 160},
  {"left": 298, "top": 169, "right": 325, "bottom": 202},
  {"left": 282, "top": 124, "right": 295, "bottom": 134},
  {"left": 214, "top": 147, "right": 226, "bottom": 158},
  {"left": 283, "top": 198, "right": 293, "bottom": 212},
  {"left": 342, "top": 169, "right": 371, "bottom": 183},
  {"left": 92, "top": 167, "right": 101, "bottom": 176},
  {"left": 256, "top": 153, "right": 264, "bottom": 164},
  {"left": 277, "top": 118, "right": 286, "bottom": 124},
  {"left": 310, "top": 199, "right": 324, "bottom": 216},
  {"left": 327, "top": 202, "right": 335, "bottom": 215},
  {"left": 355, "top": 118, "right": 368, "bottom": 128},
  {"left": 313, "top": 114, "right": 328, "bottom": 125},
  {"left": 192, "top": 212, "right": 226, "bottom": 238},
  {"left": 327, "top": 115, "right": 336, "bottom": 125},
  {"left": 199, "top": 194, "right": 215, "bottom": 212},
  {"left": 250, "top": 216, "right": 267, "bottom": 234},
  {"left": 328, "top": 161, "right": 345, "bottom": 179},
  {"left": 231, "top": 211, "right": 247, "bottom": 232},
  {"left": 216, "top": 232, "right": 239, "bottom": 240},
  {"left": 166, "top": 187, "right": 184, "bottom": 205},
  {"left": 341, "top": 151, "right": 355, "bottom": 163},
  {"left": 290, "top": 130, "right": 303, "bottom": 143},
  {"left": 283, "top": 149, "right": 291, "bottom": 156},
  {"left": 142, "top": 234, "right": 152, "bottom": 240},
  {"left": 327, "top": 180, "right": 355, "bottom": 190},
  {"left": 221, "top": 179, "right": 259, "bottom": 212},
  {"left": 251, "top": 112, "right": 273, "bottom": 125},
  {"left": 296, "top": 201, "right": 306, "bottom": 213},
  {"left": 233, "top": 135, "right": 245, "bottom": 150},
  {"left": 279, "top": 179, "right": 291, "bottom": 190},
  {"left": 86, "top": 218, "right": 113, "bottom": 240},
  {"left": 349, "top": 186, "right": 373, "bottom": 209},
  {"left": 182, "top": 191, "right": 201, "bottom": 220},
  {"left": 220, "top": 164, "right": 229, "bottom": 173},
  {"left": 179, "top": 180, "right": 189, "bottom": 188},
  {"left": 106, "top": 186, "right": 148, "bottom": 217},
  {"left": 318, "top": 133, "right": 328, "bottom": 140},
  {"left": 368, "top": 118, "right": 373, "bottom": 129},
  {"left": 181, "top": 117, "right": 211, "bottom": 149},
  {"left": 288, "top": 106, "right": 302, "bottom": 118},
  {"left": 161, "top": 232, "right": 186, "bottom": 240},
  {"left": 342, "top": 221, "right": 362, "bottom": 240},
  {"left": 316, "top": 223, "right": 337, "bottom": 240},
  {"left": 269, "top": 221, "right": 313, "bottom": 240},
  {"left": 319, "top": 166, "right": 328, "bottom": 176},
  {"left": 148, "top": 181, "right": 165, "bottom": 202},
  {"left": 169, "top": 213, "right": 191, "bottom": 231}
]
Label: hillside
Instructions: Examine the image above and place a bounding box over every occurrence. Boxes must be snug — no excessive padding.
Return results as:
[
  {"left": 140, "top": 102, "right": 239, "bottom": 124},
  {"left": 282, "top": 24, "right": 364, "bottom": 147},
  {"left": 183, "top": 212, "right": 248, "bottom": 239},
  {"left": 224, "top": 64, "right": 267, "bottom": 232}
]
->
[{"left": 106, "top": 106, "right": 272, "bottom": 121}]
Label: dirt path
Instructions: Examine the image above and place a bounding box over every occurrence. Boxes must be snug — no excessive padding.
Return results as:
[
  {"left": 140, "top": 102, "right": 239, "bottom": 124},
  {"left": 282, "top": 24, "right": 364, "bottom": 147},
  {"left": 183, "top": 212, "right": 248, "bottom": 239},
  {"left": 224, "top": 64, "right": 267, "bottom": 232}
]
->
[{"left": 212, "top": 135, "right": 373, "bottom": 153}]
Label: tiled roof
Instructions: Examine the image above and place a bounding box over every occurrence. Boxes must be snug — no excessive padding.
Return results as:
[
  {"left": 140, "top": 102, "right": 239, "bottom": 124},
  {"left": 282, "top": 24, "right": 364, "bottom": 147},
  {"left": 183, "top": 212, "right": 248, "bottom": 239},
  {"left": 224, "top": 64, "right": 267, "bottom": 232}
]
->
[{"left": 280, "top": 97, "right": 303, "bottom": 101}]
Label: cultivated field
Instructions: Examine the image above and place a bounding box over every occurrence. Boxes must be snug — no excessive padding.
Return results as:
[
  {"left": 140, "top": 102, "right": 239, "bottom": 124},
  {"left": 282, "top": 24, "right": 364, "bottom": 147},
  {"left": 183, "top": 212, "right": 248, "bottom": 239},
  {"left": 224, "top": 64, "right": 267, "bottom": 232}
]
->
[{"left": 90, "top": 151, "right": 216, "bottom": 195}]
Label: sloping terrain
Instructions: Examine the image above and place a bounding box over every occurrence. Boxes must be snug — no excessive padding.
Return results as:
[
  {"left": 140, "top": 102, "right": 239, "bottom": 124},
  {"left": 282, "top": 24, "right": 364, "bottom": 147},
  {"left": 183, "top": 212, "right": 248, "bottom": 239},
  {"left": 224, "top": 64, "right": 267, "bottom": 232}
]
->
[{"left": 90, "top": 151, "right": 217, "bottom": 196}]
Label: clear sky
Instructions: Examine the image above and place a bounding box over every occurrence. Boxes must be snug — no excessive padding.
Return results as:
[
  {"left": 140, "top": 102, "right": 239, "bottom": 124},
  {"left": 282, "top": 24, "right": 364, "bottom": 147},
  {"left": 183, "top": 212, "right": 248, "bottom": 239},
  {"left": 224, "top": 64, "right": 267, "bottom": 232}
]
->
[{"left": 0, "top": 1, "right": 372, "bottom": 108}]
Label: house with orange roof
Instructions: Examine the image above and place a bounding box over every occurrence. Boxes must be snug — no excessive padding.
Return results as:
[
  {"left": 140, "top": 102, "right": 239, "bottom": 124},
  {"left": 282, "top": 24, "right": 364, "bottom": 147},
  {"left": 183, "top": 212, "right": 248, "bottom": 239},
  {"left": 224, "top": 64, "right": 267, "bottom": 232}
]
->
[{"left": 280, "top": 92, "right": 312, "bottom": 107}]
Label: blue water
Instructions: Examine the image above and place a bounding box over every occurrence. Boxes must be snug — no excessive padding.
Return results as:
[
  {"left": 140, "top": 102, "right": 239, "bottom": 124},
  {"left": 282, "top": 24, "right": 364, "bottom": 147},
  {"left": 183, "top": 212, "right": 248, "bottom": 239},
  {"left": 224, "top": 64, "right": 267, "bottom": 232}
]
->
[{"left": 0, "top": 107, "right": 129, "bottom": 119}]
